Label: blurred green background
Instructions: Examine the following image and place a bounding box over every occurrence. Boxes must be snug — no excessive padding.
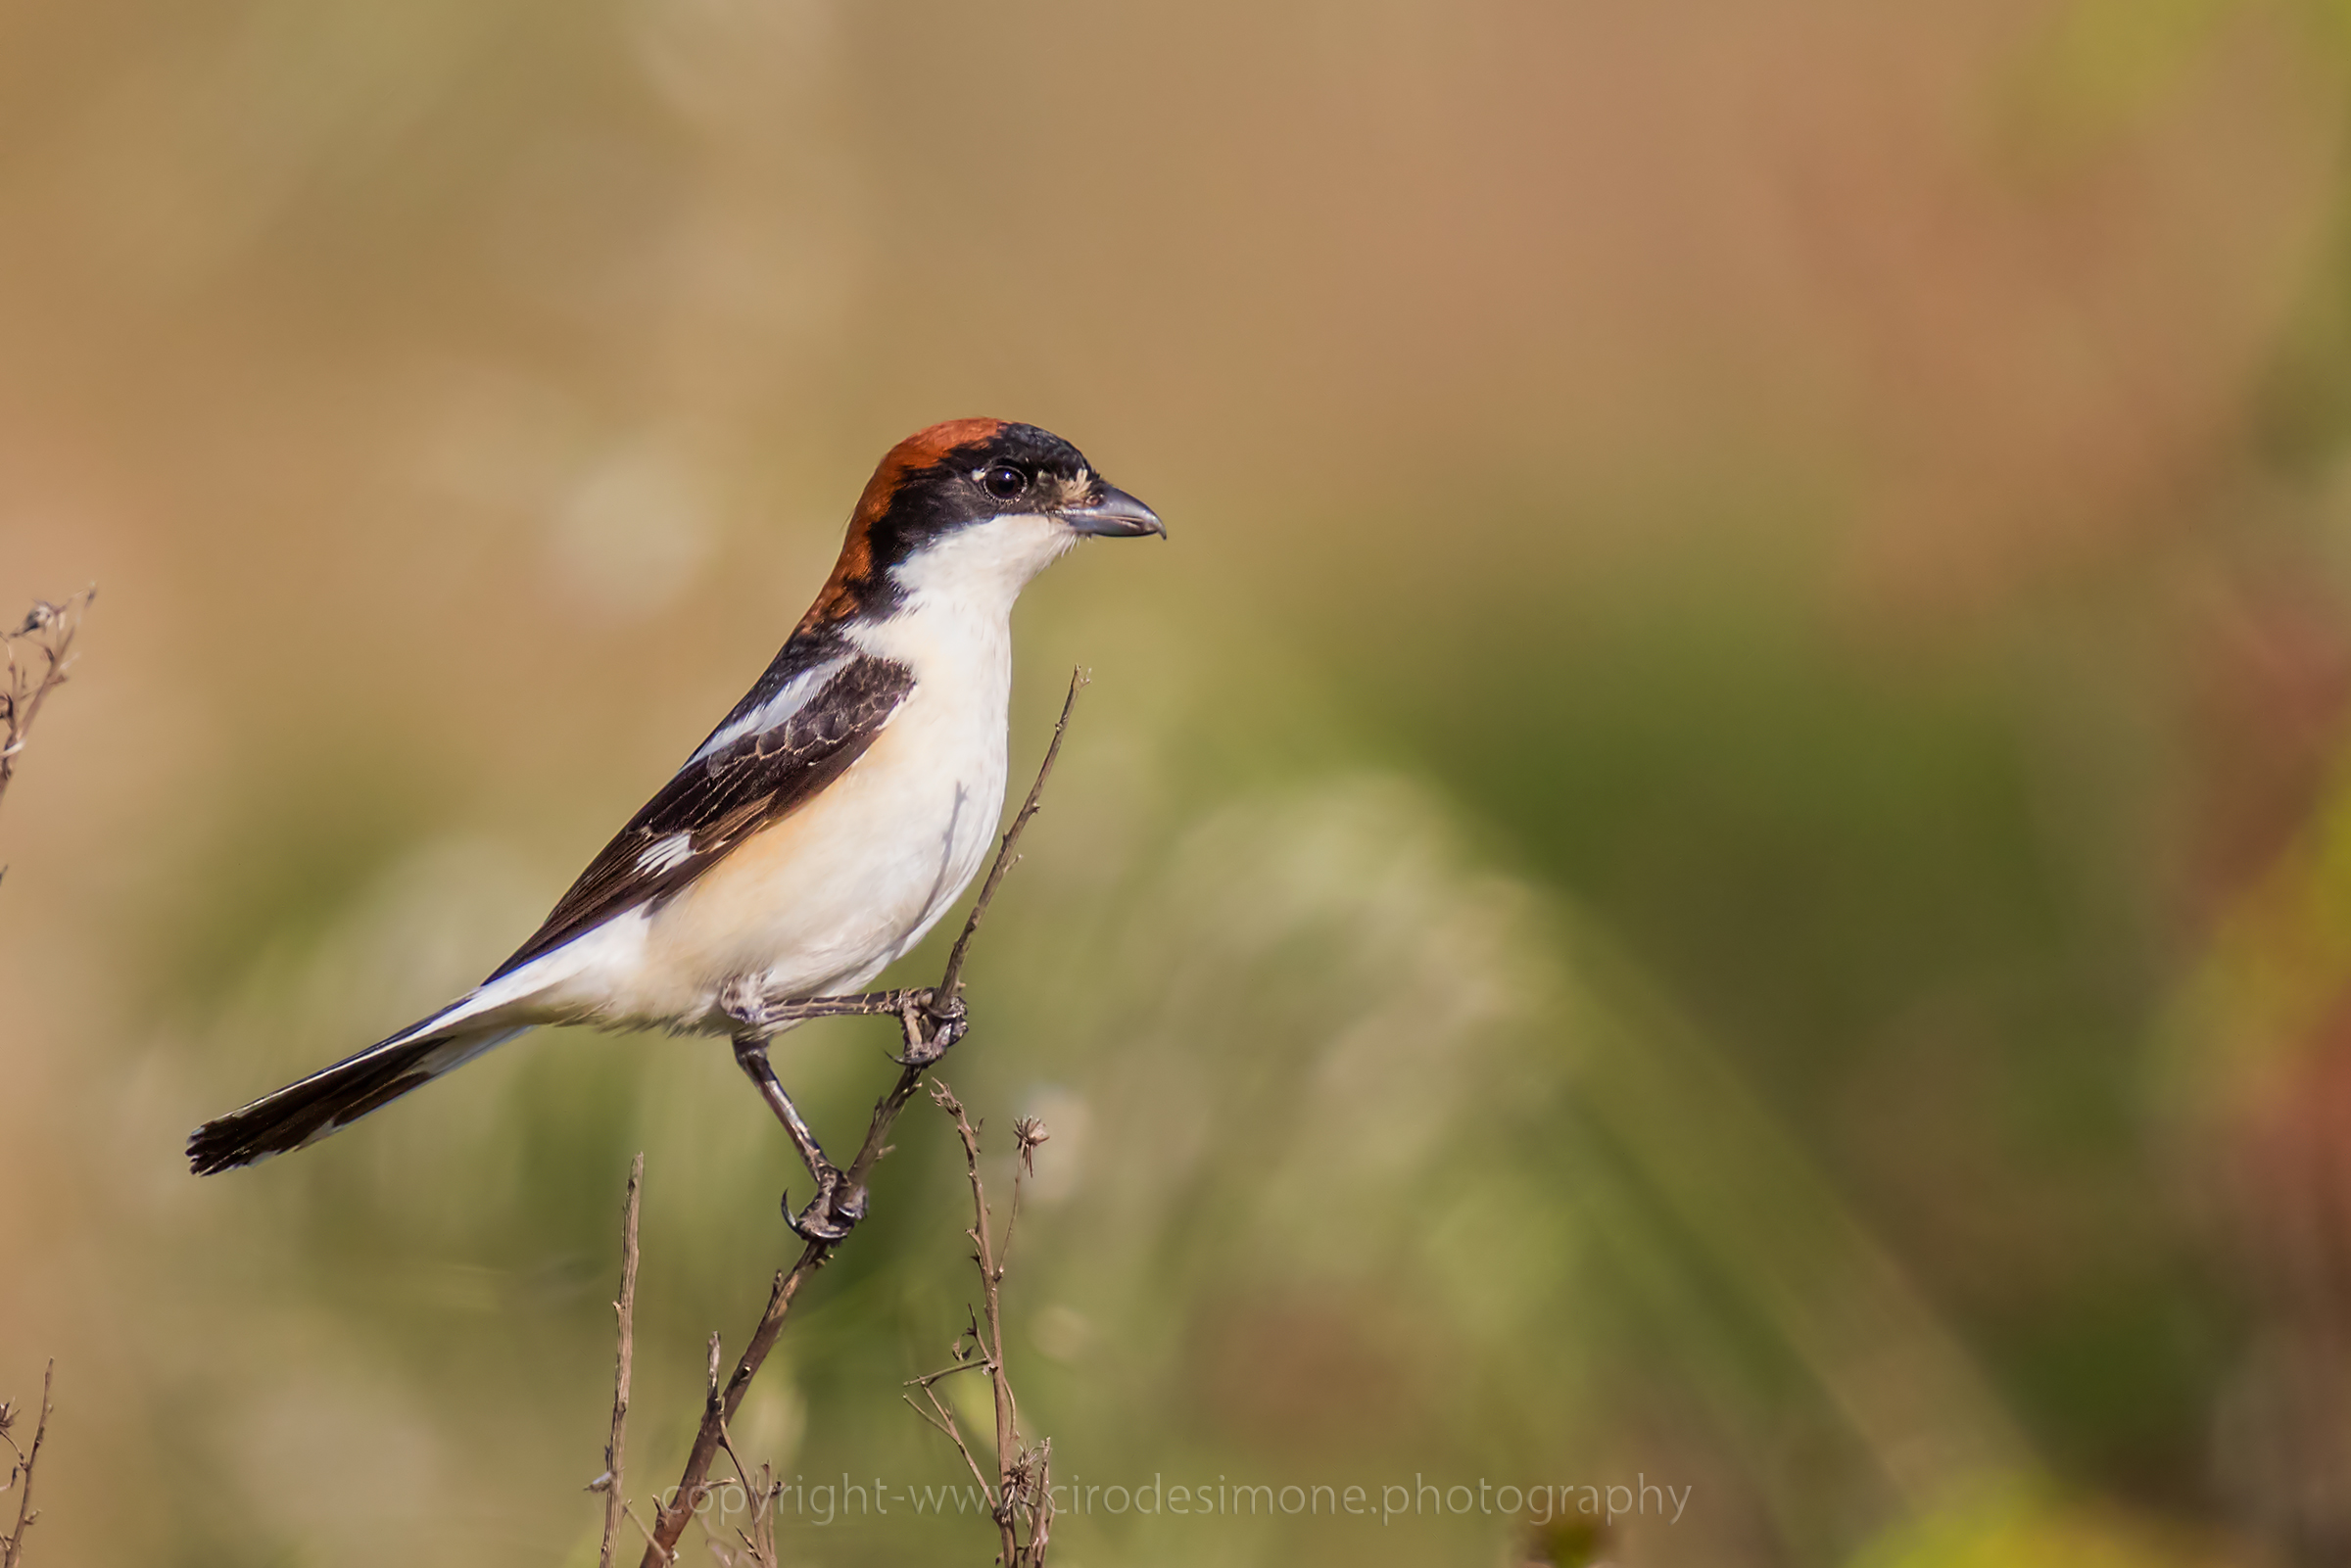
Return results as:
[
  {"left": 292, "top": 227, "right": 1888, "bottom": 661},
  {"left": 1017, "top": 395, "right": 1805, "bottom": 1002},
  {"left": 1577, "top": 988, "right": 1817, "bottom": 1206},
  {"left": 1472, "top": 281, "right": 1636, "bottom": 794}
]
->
[{"left": 11, "top": 0, "right": 2351, "bottom": 1563}]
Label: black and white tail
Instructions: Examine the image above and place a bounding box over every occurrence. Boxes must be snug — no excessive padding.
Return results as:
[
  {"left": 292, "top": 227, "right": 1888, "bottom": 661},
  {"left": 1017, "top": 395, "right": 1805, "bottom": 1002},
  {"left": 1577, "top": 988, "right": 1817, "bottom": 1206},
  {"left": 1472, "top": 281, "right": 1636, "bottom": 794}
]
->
[{"left": 186, "top": 1010, "right": 522, "bottom": 1174}]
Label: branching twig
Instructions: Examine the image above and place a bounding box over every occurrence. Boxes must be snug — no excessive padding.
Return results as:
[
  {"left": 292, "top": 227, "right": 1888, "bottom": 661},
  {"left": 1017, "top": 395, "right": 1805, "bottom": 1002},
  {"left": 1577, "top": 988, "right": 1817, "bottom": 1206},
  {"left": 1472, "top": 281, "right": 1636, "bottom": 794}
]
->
[
  {"left": 699, "top": 1415, "right": 787, "bottom": 1568},
  {"left": 923, "top": 1081, "right": 1053, "bottom": 1566},
  {"left": 638, "top": 670, "right": 1085, "bottom": 1567},
  {"left": 621, "top": 1502, "right": 666, "bottom": 1563},
  {"left": 901, "top": 1306, "right": 999, "bottom": 1502},
  {"left": 594, "top": 1154, "right": 644, "bottom": 1568},
  {"left": 0, "top": 593, "right": 88, "bottom": 1543},
  {"left": 702, "top": 1457, "right": 785, "bottom": 1568},
  {"left": 0, "top": 1360, "right": 54, "bottom": 1568}
]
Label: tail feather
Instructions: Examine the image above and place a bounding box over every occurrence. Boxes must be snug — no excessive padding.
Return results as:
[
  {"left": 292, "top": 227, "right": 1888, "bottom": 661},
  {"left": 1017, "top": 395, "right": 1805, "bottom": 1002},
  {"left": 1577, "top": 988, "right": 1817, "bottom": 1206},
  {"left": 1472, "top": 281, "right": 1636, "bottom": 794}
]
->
[{"left": 187, "top": 1020, "right": 522, "bottom": 1174}]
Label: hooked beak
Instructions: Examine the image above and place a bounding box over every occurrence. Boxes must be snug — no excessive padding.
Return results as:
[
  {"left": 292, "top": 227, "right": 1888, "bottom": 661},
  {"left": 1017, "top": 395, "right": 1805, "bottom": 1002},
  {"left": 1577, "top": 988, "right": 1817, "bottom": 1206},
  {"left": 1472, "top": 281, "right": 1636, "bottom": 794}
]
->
[{"left": 1059, "top": 484, "right": 1166, "bottom": 539}]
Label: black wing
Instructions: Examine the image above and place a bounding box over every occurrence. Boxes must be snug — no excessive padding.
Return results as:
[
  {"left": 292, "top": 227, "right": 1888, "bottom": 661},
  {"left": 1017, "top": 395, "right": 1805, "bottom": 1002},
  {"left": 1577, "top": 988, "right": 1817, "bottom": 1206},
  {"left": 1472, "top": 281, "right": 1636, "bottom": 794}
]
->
[{"left": 488, "top": 655, "right": 915, "bottom": 979}]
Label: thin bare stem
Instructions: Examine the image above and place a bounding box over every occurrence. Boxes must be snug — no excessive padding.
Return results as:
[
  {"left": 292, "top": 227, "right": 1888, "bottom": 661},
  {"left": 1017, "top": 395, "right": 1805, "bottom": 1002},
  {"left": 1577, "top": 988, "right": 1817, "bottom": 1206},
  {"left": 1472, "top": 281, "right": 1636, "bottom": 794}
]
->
[
  {"left": 703, "top": 1458, "right": 784, "bottom": 1568},
  {"left": 1002, "top": 1117, "right": 1048, "bottom": 1267},
  {"left": 937, "top": 668, "right": 1086, "bottom": 1008},
  {"left": 936, "top": 1084, "right": 1020, "bottom": 1564},
  {"left": 0, "top": 1360, "right": 54, "bottom": 1568},
  {"left": 598, "top": 1154, "right": 644, "bottom": 1568},
  {"left": 711, "top": 1414, "right": 754, "bottom": 1502},
  {"left": 621, "top": 1502, "right": 667, "bottom": 1564},
  {"left": 904, "top": 1327, "right": 991, "bottom": 1483},
  {"left": 638, "top": 675, "right": 1083, "bottom": 1567},
  {"left": 900, "top": 1380, "right": 995, "bottom": 1498},
  {"left": 0, "top": 589, "right": 95, "bottom": 875},
  {"left": 925, "top": 1081, "right": 1051, "bottom": 1565}
]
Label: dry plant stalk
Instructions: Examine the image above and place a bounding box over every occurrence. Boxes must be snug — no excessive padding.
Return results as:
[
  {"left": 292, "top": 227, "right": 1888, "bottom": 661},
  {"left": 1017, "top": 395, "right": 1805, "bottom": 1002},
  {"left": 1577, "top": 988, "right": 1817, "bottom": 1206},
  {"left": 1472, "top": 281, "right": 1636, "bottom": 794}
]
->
[
  {"left": 0, "top": 591, "right": 87, "bottom": 1557},
  {"left": 701, "top": 1459, "right": 786, "bottom": 1568},
  {"left": 903, "top": 1084, "right": 1055, "bottom": 1567},
  {"left": 592, "top": 1153, "right": 645, "bottom": 1568},
  {"left": 637, "top": 671, "right": 1086, "bottom": 1568},
  {"left": 0, "top": 589, "right": 94, "bottom": 826},
  {"left": 0, "top": 1360, "right": 53, "bottom": 1568}
]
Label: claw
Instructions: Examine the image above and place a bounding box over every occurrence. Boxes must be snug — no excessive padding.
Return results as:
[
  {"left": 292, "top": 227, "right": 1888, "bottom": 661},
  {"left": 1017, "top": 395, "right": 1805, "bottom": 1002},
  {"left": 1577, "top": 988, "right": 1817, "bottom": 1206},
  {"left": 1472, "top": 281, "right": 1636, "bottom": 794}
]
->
[
  {"left": 781, "top": 1164, "right": 865, "bottom": 1243},
  {"left": 782, "top": 1198, "right": 850, "bottom": 1244},
  {"left": 891, "top": 1038, "right": 946, "bottom": 1069}
]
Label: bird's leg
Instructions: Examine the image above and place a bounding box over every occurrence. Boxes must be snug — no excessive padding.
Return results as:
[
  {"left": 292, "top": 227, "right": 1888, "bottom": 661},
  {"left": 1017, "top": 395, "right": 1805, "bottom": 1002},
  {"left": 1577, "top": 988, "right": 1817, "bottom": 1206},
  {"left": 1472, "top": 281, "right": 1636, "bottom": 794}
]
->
[
  {"left": 732, "top": 1035, "right": 865, "bottom": 1242},
  {"left": 722, "top": 982, "right": 863, "bottom": 1242}
]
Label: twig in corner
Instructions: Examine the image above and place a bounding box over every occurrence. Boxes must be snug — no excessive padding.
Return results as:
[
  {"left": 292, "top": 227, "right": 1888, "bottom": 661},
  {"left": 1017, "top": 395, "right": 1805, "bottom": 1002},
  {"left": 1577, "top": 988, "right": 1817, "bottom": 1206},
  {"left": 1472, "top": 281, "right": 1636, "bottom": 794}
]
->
[
  {"left": 595, "top": 1153, "right": 644, "bottom": 1568},
  {"left": 0, "top": 1359, "right": 54, "bottom": 1568},
  {"left": 0, "top": 588, "right": 95, "bottom": 822},
  {"left": 637, "top": 669, "right": 1086, "bottom": 1568}
]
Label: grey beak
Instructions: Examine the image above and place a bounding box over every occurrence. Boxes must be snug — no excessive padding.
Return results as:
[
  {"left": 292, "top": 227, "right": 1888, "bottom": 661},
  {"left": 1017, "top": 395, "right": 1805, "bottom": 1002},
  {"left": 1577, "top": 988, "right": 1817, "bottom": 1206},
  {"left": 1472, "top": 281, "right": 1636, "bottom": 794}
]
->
[{"left": 1060, "top": 485, "right": 1166, "bottom": 539}]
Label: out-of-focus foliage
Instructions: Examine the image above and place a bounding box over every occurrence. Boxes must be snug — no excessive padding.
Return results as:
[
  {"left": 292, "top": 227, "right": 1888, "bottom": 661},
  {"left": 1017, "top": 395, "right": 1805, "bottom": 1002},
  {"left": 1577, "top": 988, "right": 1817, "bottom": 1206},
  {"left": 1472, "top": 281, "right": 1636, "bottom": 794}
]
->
[
  {"left": 7, "top": 1, "right": 2351, "bottom": 1564},
  {"left": 1849, "top": 1491, "right": 2228, "bottom": 1568}
]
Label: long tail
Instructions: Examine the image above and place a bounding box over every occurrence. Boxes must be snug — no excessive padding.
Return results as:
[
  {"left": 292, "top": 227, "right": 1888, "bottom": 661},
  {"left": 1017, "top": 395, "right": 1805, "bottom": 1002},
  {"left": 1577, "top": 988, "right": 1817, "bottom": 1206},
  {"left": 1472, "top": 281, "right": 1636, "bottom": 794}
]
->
[{"left": 187, "top": 1011, "right": 525, "bottom": 1174}]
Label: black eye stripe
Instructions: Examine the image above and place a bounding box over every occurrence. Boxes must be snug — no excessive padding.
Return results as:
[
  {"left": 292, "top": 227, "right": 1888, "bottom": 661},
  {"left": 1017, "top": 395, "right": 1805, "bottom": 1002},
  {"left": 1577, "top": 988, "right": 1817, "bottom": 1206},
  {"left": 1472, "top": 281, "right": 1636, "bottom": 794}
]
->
[{"left": 857, "top": 426, "right": 1093, "bottom": 576}]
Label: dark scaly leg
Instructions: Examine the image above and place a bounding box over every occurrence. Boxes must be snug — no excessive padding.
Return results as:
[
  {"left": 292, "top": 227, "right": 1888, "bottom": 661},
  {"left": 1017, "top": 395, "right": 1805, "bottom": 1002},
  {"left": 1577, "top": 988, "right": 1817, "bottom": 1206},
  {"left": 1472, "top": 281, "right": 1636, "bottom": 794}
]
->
[{"left": 722, "top": 981, "right": 864, "bottom": 1242}]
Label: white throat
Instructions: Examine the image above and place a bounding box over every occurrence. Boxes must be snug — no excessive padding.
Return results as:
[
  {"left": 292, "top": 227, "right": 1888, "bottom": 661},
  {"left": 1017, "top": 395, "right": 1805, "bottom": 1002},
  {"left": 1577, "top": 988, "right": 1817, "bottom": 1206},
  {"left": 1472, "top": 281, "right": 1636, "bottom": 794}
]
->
[
  {"left": 847, "top": 512, "right": 1074, "bottom": 676},
  {"left": 887, "top": 512, "right": 1076, "bottom": 620}
]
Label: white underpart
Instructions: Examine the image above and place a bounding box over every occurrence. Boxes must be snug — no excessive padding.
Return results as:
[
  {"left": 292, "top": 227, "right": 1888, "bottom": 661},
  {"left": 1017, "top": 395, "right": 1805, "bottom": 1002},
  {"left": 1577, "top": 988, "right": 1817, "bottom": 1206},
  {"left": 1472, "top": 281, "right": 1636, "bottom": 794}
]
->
[
  {"left": 442, "top": 509, "right": 1080, "bottom": 1038},
  {"left": 381, "top": 905, "right": 656, "bottom": 1039},
  {"left": 883, "top": 508, "right": 1076, "bottom": 611}
]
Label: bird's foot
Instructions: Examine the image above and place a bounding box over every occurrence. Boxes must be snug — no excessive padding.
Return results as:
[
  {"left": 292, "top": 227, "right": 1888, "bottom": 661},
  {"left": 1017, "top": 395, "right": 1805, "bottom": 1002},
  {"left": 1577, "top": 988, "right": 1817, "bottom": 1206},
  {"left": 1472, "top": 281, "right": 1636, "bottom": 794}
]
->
[
  {"left": 782, "top": 1161, "right": 866, "bottom": 1243},
  {"left": 891, "top": 990, "right": 967, "bottom": 1068}
]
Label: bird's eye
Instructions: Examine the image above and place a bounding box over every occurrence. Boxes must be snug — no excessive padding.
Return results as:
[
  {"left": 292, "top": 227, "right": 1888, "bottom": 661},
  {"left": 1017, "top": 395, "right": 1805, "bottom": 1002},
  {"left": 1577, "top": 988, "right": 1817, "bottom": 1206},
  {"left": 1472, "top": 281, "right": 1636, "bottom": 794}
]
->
[{"left": 982, "top": 464, "right": 1027, "bottom": 501}]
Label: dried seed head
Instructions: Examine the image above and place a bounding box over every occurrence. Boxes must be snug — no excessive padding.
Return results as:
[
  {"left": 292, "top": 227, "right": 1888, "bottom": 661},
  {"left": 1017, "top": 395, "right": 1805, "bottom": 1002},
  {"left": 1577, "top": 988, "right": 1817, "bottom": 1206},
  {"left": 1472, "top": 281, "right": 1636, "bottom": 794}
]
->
[{"left": 1012, "top": 1117, "right": 1048, "bottom": 1174}]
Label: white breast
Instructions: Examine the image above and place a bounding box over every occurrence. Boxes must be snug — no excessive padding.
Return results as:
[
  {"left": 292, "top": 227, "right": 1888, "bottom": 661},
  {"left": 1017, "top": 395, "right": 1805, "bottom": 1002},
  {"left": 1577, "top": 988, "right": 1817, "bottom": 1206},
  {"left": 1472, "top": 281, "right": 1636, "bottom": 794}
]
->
[{"left": 528, "top": 513, "right": 1074, "bottom": 1033}]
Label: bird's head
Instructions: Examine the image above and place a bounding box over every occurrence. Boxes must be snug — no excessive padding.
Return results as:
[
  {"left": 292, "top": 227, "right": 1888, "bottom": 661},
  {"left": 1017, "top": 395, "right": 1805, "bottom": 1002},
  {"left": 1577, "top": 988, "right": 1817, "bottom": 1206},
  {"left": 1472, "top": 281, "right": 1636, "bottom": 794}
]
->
[{"left": 800, "top": 419, "right": 1163, "bottom": 631}]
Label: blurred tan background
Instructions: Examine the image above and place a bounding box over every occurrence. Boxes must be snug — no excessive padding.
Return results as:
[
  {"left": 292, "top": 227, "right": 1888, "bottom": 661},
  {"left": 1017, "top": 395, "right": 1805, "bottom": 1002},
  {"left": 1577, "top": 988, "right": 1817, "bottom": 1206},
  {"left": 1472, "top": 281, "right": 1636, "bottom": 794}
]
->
[{"left": 10, "top": 0, "right": 2351, "bottom": 1563}]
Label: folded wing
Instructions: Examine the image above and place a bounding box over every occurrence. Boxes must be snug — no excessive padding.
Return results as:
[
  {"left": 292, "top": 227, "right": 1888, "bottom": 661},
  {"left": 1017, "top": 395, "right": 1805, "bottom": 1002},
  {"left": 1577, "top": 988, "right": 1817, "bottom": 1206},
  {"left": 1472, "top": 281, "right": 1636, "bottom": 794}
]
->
[{"left": 489, "top": 653, "right": 916, "bottom": 978}]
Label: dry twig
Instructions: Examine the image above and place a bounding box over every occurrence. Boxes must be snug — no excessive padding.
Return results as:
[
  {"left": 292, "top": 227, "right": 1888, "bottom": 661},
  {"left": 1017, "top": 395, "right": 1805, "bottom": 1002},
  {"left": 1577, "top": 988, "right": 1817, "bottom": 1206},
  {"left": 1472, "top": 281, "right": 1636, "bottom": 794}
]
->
[
  {"left": 0, "top": 589, "right": 95, "bottom": 881},
  {"left": 702, "top": 1410, "right": 786, "bottom": 1568},
  {"left": 0, "top": 590, "right": 94, "bottom": 810},
  {"left": 0, "top": 1360, "right": 53, "bottom": 1568},
  {"left": 638, "top": 670, "right": 1086, "bottom": 1567},
  {"left": 592, "top": 1154, "right": 644, "bottom": 1568},
  {"left": 902, "top": 1306, "right": 1001, "bottom": 1503},
  {"left": 0, "top": 594, "right": 89, "bottom": 1548},
  {"left": 0, "top": 592, "right": 86, "bottom": 1552},
  {"left": 908, "top": 1082, "right": 1054, "bottom": 1566},
  {"left": 701, "top": 1457, "right": 785, "bottom": 1568}
]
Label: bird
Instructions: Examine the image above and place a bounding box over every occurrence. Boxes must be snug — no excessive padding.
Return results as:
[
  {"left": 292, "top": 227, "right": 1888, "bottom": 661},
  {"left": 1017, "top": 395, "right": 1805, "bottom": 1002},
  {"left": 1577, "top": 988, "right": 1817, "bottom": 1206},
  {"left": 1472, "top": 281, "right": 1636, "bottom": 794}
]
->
[{"left": 187, "top": 418, "right": 1163, "bottom": 1237}]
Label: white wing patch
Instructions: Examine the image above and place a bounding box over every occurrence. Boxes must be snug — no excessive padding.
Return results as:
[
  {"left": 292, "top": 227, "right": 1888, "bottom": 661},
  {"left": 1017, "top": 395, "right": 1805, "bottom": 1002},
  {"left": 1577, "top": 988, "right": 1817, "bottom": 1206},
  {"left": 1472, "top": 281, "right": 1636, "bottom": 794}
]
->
[
  {"left": 636, "top": 832, "right": 695, "bottom": 874},
  {"left": 689, "top": 654, "right": 852, "bottom": 764}
]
